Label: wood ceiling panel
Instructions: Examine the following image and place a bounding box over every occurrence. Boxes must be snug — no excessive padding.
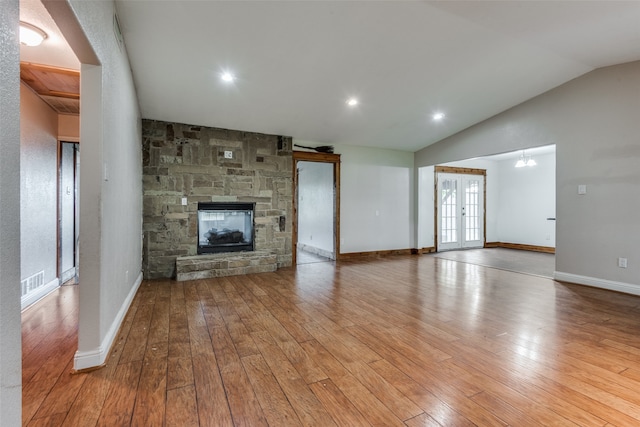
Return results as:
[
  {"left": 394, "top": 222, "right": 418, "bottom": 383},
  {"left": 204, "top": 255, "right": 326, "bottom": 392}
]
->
[
  {"left": 40, "top": 95, "right": 79, "bottom": 115},
  {"left": 20, "top": 62, "right": 80, "bottom": 115}
]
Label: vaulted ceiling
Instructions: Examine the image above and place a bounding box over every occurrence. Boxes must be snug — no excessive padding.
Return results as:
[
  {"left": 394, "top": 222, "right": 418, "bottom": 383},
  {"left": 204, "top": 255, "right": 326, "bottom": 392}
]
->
[
  {"left": 114, "top": 1, "right": 640, "bottom": 152},
  {"left": 19, "top": 1, "right": 640, "bottom": 152}
]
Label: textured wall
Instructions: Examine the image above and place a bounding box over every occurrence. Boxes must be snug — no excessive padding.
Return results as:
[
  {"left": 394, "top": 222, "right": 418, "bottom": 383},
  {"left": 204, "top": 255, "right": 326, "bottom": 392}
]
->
[
  {"left": 0, "top": 0, "right": 22, "bottom": 423},
  {"left": 46, "top": 0, "right": 143, "bottom": 369},
  {"left": 142, "top": 120, "right": 293, "bottom": 278},
  {"left": 20, "top": 82, "right": 59, "bottom": 287}
]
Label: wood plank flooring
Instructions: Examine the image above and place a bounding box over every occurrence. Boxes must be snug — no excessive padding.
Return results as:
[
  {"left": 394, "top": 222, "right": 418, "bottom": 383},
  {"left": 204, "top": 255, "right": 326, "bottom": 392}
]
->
[{"left": 22, "top": 254, "right": 640, "bottom": 426}]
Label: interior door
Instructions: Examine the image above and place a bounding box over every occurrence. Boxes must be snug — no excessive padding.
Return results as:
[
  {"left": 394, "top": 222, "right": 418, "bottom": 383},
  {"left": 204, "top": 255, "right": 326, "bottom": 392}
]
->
[
  {"left": 296, "top": 161, "right": 336, "bottom": 262},
  {"left": 58, "top": 141, "right": 79, "bottom": 284},
  {"left": 437, "top": 172, "right": 484, "bottom": 251},
  {"left": 292, "top": 151, "right": 341, "bottom": 265}
]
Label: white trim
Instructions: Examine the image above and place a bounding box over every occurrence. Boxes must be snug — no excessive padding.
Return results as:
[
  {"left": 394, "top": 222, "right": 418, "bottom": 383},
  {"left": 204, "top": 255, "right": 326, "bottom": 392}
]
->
[
  {"left": 73, "top": 271, "right": 143, "bottom": 370},
  {"left": 554, "top": 271, "right": 640, "bottom": 296},
  {"left": 21, "top": 278, "right": 60, "bottom": 310}
]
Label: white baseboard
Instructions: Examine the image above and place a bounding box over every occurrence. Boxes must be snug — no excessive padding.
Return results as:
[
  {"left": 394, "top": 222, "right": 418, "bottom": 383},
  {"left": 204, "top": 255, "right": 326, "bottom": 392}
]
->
[
  {"left": 21, "top": 278, "right": 59, "bottom": 310},
  {"left": 74, "top": 271, "right": 143, "bottom": 370},
  {"left": 554, "top": 271, "right": 640, "bottom": 296},
  {"left": 61, "top": 267, "right": 76, "bottom": 284}
]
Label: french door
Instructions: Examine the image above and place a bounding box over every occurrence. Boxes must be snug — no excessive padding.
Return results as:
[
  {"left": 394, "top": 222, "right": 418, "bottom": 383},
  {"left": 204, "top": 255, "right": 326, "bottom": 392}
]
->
[{"left": 437, "top": 172, "right": 484, "bottom": 251}]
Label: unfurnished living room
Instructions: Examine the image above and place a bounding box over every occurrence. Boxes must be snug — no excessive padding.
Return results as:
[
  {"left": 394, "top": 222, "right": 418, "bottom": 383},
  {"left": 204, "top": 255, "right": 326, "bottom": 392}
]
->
[{"left": 3, "top": 0, "right": 640, "bottom": 426}]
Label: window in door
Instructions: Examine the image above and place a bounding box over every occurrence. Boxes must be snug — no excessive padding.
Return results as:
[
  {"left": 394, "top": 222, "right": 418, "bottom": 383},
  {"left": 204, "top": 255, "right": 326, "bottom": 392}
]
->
[{"left": 437, "top": 172, "right": 485, "bottom": 251}]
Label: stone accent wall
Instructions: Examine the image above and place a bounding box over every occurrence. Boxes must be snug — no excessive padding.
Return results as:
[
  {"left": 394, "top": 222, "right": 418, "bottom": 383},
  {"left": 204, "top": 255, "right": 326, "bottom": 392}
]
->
[{"left": 142, "top": 119, "right": 293, "bottom": 279}]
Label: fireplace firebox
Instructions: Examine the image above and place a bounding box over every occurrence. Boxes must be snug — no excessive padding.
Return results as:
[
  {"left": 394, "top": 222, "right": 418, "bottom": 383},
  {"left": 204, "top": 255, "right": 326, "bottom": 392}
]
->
[{"left": 197, "top": 202, "right": 255, "bottom": 254}]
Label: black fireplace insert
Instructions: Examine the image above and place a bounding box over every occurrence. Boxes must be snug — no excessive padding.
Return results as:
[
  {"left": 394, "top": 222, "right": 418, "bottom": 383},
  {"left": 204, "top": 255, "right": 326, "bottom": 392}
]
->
[{"left": 197, "top": 202, "right": 255, "bottom": 254}]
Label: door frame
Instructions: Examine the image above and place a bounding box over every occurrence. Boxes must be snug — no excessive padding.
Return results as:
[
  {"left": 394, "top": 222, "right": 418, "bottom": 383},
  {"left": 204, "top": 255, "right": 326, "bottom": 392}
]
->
[
  {"left": 292, "top": 151, "right": 341, "bottom": 265},
  {"left": 434, "top": 165, "right": 486, "bottom": 252},
  {"left": 57, "top": 140, "right": 79, "bottom": 283}
]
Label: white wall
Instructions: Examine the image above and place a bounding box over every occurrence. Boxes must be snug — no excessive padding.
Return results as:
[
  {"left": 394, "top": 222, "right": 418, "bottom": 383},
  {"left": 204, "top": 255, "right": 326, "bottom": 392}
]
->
[
  {"left": 416, "top": 61, "right": 640, "bottom": 294},
  {"left": 333, "top": 144, "right": 414, "bottom": 253},
  {"left": 51, "top": 0, "right": 143, "bottom": 369},
  {"left": 417, "top": 165, "right": 434, "bottom": 249},
  {"left": 496, "top": 152, "right": 555, "bottom": 246},
  {"left": 20, "top": 83, "right": 59, "bottom": 290},
  {"left": 0, "top": 0, "right": 22, "bottom": 423},
  {"left": 297, "top": 161, "right": 334, "bottom": 256}
]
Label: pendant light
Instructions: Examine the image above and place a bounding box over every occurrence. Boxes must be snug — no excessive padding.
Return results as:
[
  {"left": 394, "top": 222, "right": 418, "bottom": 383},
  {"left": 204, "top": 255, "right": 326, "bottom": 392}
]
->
[{"left": 515, "top": 150, "right": 536, "bottom": 168}]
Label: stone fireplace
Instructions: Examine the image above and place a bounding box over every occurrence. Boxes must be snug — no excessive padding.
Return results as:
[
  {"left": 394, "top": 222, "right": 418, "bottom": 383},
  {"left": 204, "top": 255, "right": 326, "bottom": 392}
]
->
[{"left": 142, "top": 119, "right": 293, "bottom": 279}]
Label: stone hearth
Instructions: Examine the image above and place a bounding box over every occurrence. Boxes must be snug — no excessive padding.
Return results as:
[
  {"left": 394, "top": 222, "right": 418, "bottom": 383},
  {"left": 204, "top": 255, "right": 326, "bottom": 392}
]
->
[{"left": 175, "top": 251, "right": 277, "bottom": 281}]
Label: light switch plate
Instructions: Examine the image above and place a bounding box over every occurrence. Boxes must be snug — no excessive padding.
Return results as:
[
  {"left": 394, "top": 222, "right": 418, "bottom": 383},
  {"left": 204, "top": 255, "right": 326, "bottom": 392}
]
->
[
  {"left": 578, "top": 184, "right": 587, "bottom": 195},
  {"left": 181, "top": 197, "right": 187, "bottom": 206}
]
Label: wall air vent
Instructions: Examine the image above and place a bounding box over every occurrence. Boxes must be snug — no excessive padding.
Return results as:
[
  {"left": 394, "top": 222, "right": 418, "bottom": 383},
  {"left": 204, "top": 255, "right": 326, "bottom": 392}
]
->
[
  {"left": 21, "top": 271, "right": 44, "bottom": 297},
  {"left": 113, "top": 13, "right": 124, "bottom": 51}
]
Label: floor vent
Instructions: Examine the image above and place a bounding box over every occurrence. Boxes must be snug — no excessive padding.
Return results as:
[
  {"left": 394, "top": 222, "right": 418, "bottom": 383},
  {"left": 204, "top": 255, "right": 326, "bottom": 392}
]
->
[{"left": 21, "top": 271, "right": 45, "bottom": 297}]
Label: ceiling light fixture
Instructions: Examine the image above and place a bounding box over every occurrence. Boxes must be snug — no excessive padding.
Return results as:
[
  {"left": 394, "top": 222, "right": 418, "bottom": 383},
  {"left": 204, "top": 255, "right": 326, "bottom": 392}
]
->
[
  {"left": 346, "top": 98, "right": 359, "bottom": 107},
  {"left": 220, "top": 72, "right": 235, "bottom": 83},
  {"left": 19, "top": 21, "right": 47, "bottom": 47},
  {"left": 432, "top": 112, "right": 445, "bottom": 121},
  {"left": 515, "top": 150, "right": 537, "bottom": 168}
]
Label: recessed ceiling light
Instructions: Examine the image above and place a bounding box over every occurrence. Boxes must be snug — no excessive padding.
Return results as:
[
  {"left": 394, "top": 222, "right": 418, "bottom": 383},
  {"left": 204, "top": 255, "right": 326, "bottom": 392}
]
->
[
  {"left": 19, "top": 21, "right": 47, "bottom": 47},
  {"left": 432, "top": 112, "right": 445, "bottom": 121},
  {"left": 346, "top": 98, "right": 359, "bottom": 107},
  {"left": 221, "top": 72, "right": 235, "bottom": 83}
]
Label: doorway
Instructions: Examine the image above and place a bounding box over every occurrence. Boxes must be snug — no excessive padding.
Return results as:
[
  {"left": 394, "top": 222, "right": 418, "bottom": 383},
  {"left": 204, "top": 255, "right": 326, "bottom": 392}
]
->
[
  {"left": 292, "top": 151, "right": 341, "bottom": 265},
  {"left": 436, "top": 167, "right": 485, "bottom": 251},
  {"left": 58, "top": 141, "right": 79, "bottom": 284}
]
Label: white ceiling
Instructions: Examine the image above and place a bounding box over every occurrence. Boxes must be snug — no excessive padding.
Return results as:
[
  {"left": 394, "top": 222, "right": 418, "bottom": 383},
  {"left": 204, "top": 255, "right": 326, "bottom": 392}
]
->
[
  {"left": 19, "top": 0, "right": 79, "bottom": 70},
  {"left": 21, "top": 1, "right": 640, "bottom": 153}
]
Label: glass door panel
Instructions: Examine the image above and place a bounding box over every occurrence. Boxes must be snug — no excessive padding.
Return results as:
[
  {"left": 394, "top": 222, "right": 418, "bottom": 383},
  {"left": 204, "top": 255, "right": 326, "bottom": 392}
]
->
[{"left": 437, "top": 173, "right": 484, "bottom": 251}]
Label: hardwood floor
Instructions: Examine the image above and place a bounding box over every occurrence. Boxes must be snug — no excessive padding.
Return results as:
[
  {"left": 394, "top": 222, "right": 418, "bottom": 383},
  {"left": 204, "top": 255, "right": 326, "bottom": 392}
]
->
[{"left": 22, "top": 255, "right": 640, "bottom": 426}]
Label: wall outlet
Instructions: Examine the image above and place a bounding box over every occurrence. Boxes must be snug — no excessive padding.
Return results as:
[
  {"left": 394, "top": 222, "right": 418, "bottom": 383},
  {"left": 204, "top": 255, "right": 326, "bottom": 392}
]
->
[
  {"left": 578, "top": 184, "right": 587, "bottom": 195},
  {"left": 618, "top": 257, "right": 628, "bottom": 268},
  {"left": 224, "top": 150, "right": 233, "bottom": 159}
]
